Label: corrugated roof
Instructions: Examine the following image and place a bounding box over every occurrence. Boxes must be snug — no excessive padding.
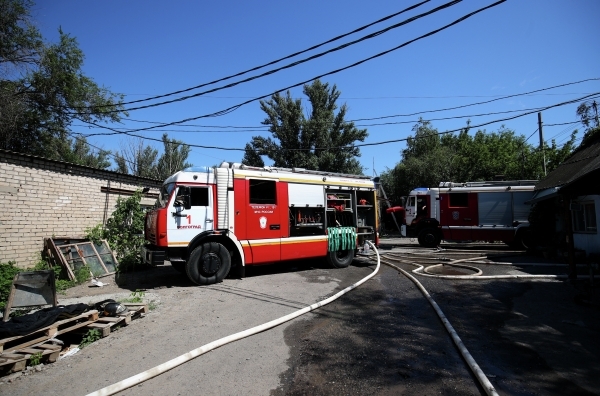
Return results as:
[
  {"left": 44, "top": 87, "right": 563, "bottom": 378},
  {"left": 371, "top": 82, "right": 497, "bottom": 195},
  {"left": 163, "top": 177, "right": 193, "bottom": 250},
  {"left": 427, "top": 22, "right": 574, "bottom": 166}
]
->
[{"left": 535, "top": 133, "right": 600, "bottom": 191}]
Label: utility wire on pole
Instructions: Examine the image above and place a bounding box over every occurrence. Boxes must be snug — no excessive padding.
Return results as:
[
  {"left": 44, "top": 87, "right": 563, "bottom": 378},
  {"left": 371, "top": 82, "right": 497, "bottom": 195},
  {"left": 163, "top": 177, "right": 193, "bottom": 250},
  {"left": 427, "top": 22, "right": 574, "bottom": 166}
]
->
[{"left": 538, "top": 112, "right": 547, "bottom": 176}]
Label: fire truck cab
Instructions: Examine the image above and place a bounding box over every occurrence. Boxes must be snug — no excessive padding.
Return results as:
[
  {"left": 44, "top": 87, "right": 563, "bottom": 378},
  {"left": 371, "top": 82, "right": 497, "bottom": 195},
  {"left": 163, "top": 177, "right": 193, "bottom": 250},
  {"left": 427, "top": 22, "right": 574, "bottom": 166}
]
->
[
  {"left": 401, "top": 180, "right": 536, "bottom": 248},
  {"left": 141, "top": 162, "right": 379, "bottom": 285}
]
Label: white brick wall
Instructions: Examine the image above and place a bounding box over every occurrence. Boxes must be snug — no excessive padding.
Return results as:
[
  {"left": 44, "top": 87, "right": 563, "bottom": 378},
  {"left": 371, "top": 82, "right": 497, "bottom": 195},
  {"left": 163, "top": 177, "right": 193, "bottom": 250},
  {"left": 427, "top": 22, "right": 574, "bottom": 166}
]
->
[{"left": 0, "top": 150, "right": 162, "bottom": 268}]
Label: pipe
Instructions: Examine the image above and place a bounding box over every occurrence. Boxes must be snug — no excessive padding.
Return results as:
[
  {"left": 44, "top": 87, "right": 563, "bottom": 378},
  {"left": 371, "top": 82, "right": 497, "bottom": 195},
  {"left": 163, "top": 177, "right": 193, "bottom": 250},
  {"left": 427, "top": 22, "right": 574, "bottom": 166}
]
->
[
  {"left": 383, "top": 260, "right": 500, "bottom": 396},
  {"left": 88, "top": 241, "right": 381, "bottom": 396}
]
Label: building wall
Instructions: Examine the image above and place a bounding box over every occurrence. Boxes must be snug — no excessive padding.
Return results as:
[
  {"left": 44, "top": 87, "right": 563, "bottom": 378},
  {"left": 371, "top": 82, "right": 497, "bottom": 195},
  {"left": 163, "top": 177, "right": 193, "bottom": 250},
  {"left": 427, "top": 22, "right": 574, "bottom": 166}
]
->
[
  {"left": 0, "top": 150, "right": 162, "bottom": 268},
  {"left": 573, "top": 195, "right": 600, "bottom": 256}
]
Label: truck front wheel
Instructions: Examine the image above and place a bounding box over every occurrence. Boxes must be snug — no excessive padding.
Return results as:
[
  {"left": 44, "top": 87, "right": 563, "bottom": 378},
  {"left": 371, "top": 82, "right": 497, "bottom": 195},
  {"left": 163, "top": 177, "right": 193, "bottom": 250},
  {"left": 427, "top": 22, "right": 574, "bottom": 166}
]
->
[
  {"left": 186, "top": 242, "right": 231, "bottom": 285},
  {"left": 418, "top": 228, "right": 441, "bottom": 248}
]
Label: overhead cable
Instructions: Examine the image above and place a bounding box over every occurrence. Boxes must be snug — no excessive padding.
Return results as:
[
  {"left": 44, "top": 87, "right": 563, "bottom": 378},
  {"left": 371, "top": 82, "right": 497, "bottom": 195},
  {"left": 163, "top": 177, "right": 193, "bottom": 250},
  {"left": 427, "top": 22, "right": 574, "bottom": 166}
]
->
[
  {"left": 76, "top": 0, "right": 462, "bottom": 114},
  {"left": 88, "top": 0, "right": 508, "bottom": 133},
  {"left": 73, "top": 1, "right": 431, "bottom": 110},
  {"left": 75, "top": 92, "right": 600, "bottom": 152}
]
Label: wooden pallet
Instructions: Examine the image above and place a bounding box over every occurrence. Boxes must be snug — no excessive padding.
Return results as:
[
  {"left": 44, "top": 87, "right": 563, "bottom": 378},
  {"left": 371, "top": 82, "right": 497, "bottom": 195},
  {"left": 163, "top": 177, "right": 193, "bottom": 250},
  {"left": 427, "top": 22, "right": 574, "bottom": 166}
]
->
[
  {"left": 84, "top": 303, "right": 147, "bottom": 337},
  {"left": 0, "top": 310, "right": 99, "bottom": 355},
  {"left": 0, "top": 342, "right": 62, "bottom": 373},
  {"left": 0, "top": 304, "right": 147, "bottom": 374}
]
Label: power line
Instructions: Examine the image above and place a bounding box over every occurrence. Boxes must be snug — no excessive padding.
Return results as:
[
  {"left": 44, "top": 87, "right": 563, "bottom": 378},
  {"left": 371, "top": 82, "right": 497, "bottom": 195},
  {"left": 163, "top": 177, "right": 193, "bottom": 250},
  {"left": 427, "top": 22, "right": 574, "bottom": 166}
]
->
[
  {"left": 76, "top": 0, "right": 464, "bottom": 114},
  {"left": 80, "top": 0, "right": 509, "bottom": 134},
  {"left": 76, "top": 92, "right": 600, "bottom": 152},
  {"left": 350, "top": 93, "right": 600, "bottom": 149},
  {"left": 78, "top": 92, "right": 589, "bottom": 135},
  {"left": 525, "top": 129, "right": 538, "bottom": 142},
  {"left": 72, "top": 0, "right": 431, "bottom": 110},
  {"left": 352, "top": 78, "right": 600, "bottom": 121},
  {"left": 105, "top": 82, "right": 600, "bottom": 130}
]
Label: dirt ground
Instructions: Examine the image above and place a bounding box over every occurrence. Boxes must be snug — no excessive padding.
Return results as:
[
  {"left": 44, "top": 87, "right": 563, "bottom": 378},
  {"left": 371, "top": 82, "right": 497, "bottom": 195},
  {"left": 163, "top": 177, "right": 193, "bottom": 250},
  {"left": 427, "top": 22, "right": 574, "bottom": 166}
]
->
[{"left": 1, "top": 238, "right": 599, "bottom": 395}]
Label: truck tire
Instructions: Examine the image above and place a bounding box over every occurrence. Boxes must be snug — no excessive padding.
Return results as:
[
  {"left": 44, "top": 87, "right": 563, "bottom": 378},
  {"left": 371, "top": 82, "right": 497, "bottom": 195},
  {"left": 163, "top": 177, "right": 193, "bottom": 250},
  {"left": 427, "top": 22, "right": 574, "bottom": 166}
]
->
[
  {"left": 326, "top": 249, "right": 354, "bottom": 269},
  {"left": 186, "top": 242, "right": 231, "bottom": 285},
  {"left": 418, "top": 228, "right": 441, "bottom": 248},
  {"left": 513, "top": 228, "right": 534, "bottom": 250}
]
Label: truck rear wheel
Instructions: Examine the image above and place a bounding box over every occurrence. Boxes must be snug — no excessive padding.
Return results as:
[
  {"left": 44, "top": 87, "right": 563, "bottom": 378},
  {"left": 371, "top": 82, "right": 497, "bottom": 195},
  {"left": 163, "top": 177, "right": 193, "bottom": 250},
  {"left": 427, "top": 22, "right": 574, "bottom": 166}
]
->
[
  {"left": 186, "top": 242, "right": 231, "bottom": 285},
  {"left": 418, "top": 228, "right": 441, "bottom": 248},
  {"left": 512, "top": 228, "right": 534, "bottom": 250},
  {"left": 326, "top": 249, "right": 354, "bottom": 269}
]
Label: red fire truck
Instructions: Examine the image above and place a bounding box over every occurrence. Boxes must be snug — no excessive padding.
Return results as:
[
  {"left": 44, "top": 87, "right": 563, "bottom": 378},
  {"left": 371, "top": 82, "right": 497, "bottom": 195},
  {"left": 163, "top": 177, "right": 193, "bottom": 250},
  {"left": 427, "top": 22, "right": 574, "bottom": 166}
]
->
[
  {"left": 400, "top": 180, "right": 536, "bottom": 248},
  {"left": 141, "top": 162, "right": 379, "bottom": 285}
]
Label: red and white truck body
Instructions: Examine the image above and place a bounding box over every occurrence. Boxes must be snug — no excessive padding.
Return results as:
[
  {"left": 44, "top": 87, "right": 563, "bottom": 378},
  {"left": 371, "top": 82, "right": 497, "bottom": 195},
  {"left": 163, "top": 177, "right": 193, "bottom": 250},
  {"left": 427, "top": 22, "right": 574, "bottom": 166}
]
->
[
  {"left": 142, "top": 162, "right": 379, "bottom": 285},
  {"left": 400, "top": 181, "right": 536, "bottom": 248}
]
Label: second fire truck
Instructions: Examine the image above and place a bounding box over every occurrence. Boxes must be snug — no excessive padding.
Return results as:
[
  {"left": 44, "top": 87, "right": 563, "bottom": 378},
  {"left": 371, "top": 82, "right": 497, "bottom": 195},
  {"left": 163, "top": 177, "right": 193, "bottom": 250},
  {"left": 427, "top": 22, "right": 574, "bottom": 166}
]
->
[
  {"left": 399, "top": 180, "right": 536, "bottom": 248},
  {"left": 142, "top": 162, "right": 379, "bottom": 285}
]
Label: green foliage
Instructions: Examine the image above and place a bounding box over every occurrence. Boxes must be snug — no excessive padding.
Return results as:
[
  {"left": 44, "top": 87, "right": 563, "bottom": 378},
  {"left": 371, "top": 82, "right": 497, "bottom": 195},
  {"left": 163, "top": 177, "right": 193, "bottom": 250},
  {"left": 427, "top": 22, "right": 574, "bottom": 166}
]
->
[
  {"left": 156, "top": 133, "right": 192, "bottom": 180},
  {"left": 114, "top": 133, "right": 192, "bottom": 179},
  {"left": 122, "top": 289, "right": 145, "bottom": 303},
  {"left": 379, "top": 119, "right": 577, "bottom": 205},
  {"left": 79, "top": 329, "right": 101, "bottom": 348},
  {"left": 0, "top": 0, "right": 125, "bottom": 166},
  {"left": 244, "top": 79, "right": 367, "bottom": 174},
  {"left": 28, "top": 352, "right": 43, "bottom": 366},
  {"left": 576, "top": 100, "right": 600, "bottom": 147},
  {"left": 114, "top": 138, "right": 158, "bottom": 177},
  {"left": 85, "top": 224, "right": 105, "bottom": 244},
  {"left": 0, "top": 261, "right": 20, "bottom": 311},
  {"left": 86, "top": 189, "right": 147, "bottom": 271},
  {"left": 0, "top": 257, "right": 91, "bottom": 309}
]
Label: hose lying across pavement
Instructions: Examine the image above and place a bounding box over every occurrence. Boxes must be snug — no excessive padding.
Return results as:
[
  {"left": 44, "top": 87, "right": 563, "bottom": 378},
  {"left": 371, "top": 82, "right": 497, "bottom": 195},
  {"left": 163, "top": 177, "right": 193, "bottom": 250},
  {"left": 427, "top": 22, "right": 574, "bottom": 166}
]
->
[
  {"left": 88, "top": 242, "right": 381, "bottom": 396},
  {"left": 380, "top": 257, "right": 500, "bottom": 396}
]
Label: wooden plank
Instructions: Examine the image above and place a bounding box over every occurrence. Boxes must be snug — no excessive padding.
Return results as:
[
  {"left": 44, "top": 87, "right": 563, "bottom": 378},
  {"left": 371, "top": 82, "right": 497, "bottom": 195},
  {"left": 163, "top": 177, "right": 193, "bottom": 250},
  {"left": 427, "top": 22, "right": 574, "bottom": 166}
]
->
[
  {"left": 86, "top": 323, "right": 111, "bottom": 338},
  {"left": 123, "top": 303, "right": 148, "bottom": 314},
  {"left": 0, "top": 310, "right": 99, "bottom": 354},
  {"left": 35, "top": 344, "right": 61, "bottom": 351},
  {"left": 1, "top": 334, "right": 53, "bottom": 355},
  {"left": 45, "top": 238, "right": 75, "bottom": 281}
]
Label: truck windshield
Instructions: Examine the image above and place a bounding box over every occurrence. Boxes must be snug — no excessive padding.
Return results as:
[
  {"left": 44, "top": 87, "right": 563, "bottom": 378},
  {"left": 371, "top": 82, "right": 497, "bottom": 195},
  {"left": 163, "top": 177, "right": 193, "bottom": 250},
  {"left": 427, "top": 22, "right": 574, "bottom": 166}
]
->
[{"left": 158, "top": 183, "right": 176, "bottom": 208}]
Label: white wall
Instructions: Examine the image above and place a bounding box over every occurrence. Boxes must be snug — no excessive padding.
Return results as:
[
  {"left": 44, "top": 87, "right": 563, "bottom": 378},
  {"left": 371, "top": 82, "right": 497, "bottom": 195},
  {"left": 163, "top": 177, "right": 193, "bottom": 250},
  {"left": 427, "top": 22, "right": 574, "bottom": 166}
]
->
[{"left": 572, "top": 195, "right": 600, "bottom": 256}]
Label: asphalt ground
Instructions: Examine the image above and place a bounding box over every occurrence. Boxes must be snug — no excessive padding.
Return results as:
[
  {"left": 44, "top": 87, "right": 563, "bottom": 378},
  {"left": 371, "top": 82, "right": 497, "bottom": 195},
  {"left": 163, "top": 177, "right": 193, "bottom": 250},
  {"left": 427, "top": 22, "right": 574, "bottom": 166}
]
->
[
  {"left": 277, "top": 239, "right": 600, "bottom": 395},
  {"left": 2, "top": 238, "right": 599, "bottom": 395}
]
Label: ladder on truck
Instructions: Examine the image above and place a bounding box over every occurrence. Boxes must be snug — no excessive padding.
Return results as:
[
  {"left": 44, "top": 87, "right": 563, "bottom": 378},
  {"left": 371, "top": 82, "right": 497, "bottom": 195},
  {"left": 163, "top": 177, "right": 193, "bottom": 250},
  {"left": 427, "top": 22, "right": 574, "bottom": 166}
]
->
[{"left": 373, "top": 177, "right": 403, "bottom": 235}]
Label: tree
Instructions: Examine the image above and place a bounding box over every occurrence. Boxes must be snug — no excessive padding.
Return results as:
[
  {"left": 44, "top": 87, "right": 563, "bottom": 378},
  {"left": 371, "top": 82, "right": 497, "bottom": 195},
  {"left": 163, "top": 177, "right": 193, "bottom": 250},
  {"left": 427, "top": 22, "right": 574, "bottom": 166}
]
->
[
  {"left": 63, "top": 135, "right": 111, "bottom": 169},
  {"left": 156, "top": 133, "right": 192, "bottom": 180},
  {"left": 0, "top": 0, "right": 126, "bottom": 164},
  {"left": 576, "top": 100, "right": 600, "bottom": 146},
  {"left": 242, "top": 143, "right": 264, "bottom": 167},
  {"left": 378, "top": 120, "right": 576, "bottom": 206},
  {"left": 114, "top": 137, "right": 158, "bottom": 178},
  {"left": 244, "top": 80, "right": 368, "bottom": 174}
]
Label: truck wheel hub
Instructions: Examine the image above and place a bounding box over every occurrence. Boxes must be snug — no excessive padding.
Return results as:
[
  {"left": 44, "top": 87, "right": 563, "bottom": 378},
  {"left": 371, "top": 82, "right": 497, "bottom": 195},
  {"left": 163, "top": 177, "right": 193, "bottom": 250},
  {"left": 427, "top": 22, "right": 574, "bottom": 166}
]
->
[{"left": 202, "top": 253, "right": 221, "bottom": 274}]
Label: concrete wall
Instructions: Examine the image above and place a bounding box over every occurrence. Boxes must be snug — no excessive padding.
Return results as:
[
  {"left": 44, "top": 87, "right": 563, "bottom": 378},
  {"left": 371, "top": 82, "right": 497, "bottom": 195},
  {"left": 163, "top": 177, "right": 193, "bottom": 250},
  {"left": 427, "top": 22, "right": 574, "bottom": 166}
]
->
[{"left": 0, "top": 150, "right": 162, "bottom": 268}]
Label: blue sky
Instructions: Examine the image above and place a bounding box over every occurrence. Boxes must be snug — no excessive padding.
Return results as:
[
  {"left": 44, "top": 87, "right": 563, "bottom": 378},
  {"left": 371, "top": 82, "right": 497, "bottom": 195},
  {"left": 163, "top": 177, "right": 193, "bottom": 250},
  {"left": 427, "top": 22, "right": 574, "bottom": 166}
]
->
[{"left": 33, "top": 0, "right": 600, "bottom": 177}]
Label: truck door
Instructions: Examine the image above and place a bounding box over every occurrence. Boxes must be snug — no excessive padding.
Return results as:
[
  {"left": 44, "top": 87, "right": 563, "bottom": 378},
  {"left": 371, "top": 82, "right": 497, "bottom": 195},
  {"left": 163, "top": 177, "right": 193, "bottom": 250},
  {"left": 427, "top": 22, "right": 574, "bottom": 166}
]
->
[
  {"left": 441, "top": 192, "right": 476, "bottom": 241},
  {"left": 245, "top": 178, "right": 287, "bottom": 263},
  {"left": 168, "top": 186, "right": 214, "bottom": 246}
]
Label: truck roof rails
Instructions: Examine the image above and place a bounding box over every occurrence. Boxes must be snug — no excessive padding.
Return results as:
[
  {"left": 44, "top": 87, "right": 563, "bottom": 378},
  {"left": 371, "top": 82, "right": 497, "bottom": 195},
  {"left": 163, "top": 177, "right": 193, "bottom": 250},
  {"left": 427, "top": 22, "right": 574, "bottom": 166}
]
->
[
  {"left": 439, "top": 180, "right": 537, "bottom": 188},
  {"left": 219, "top": 161, "right": 373, "bottom": 180}
]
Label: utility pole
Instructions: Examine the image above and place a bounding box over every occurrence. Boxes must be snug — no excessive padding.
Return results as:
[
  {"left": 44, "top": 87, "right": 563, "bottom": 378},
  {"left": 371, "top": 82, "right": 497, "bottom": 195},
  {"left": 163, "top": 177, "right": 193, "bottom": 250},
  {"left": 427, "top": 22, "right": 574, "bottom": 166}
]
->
[{"left": 538, "top": 112, "right": 547, "bottom": 176}]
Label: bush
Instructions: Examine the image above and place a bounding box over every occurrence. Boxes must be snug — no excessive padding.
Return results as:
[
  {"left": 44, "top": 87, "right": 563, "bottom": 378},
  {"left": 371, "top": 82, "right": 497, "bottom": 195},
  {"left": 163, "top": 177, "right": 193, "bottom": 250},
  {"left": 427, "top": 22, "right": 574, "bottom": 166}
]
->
[
  {"left": 86, "top": 189, "right": 148, "bottom": 272},
  {"left": 0, "top": 261, "right": 21, "bottom": 311}
]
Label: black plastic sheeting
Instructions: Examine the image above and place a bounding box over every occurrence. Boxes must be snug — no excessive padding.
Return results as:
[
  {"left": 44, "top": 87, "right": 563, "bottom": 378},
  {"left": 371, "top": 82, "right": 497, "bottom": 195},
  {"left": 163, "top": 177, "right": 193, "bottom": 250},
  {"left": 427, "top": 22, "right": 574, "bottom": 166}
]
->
[{"left": 0, "top": 303, "right": 89, "bottom": 338}]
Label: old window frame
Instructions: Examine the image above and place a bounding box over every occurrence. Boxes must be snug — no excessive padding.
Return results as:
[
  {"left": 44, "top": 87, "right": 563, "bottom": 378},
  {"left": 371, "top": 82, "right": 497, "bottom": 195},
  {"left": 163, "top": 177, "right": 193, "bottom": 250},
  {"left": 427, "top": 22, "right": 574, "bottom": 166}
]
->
[{"left": 572, "top": 201, "right": 597, "bottom": 234}]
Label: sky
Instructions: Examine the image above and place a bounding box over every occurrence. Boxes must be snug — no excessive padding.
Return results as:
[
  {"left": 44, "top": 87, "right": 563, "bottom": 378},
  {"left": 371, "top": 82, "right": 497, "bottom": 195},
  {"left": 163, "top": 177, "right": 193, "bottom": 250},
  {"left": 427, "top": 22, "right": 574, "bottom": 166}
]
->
[{"left": 32, "top": 0, "right": 600, "bottom": 177}]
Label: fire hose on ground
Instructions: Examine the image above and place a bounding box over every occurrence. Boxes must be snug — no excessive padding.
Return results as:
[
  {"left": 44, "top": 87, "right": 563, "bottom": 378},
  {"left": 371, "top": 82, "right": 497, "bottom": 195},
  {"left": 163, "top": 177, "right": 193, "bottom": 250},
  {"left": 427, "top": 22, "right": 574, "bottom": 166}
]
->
[
  {"left": 88, "top": 242, "right": 500, "bottom": 396},
  {"left": 89, "top": 242, "right": 380, "bottom": 396}
]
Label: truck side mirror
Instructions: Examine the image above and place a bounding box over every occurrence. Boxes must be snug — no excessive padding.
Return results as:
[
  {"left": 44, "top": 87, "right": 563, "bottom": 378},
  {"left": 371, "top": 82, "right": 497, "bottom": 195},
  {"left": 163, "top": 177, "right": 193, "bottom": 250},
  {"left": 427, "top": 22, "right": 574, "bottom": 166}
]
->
[{"left": 176, "top": 186, "right": 192, "bottom": 210}]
